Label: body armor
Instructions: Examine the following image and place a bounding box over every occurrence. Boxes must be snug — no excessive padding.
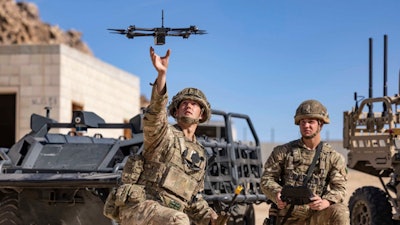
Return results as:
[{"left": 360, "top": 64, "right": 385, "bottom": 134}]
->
[
  {"left": 139, "top": 125, "right": 206, "bottom": 211},
  {"left": 282, "top": 141, "right": 331, "bottom": 197}
]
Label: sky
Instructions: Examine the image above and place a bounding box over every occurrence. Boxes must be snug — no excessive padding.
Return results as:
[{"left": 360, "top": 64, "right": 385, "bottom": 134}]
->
[{"left": 24, "top": 0, "right": 400, "bottom": 143}]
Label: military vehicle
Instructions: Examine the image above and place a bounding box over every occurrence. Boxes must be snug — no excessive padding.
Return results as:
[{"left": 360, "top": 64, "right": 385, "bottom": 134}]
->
[
  {"left": 343, "top": 35, "right": 400, "bottom": 225},
  {"left": 0, "top": 108, "right": 267, "bottom": 225}
]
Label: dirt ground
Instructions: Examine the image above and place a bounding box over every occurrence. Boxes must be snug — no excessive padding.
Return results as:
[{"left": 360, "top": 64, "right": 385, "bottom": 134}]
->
[{"left": 253, "top": 169, "right": 383, "bottom": 225}]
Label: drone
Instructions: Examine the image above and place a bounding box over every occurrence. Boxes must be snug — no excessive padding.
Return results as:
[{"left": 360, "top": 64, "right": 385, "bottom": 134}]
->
[{"left": 108, "top": 10, "right": 207, "bottom": 45}]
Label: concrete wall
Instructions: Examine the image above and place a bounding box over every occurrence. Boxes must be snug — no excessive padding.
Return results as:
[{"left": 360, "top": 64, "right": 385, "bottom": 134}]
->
[{"left": 0, "top": 44, "right": 140, "bottom": 141}]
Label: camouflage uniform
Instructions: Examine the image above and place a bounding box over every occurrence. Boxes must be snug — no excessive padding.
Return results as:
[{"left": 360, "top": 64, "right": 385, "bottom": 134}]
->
[
  {"left": 260, "top": 139, "right": 349, "bottom": 225},
  {"left": 119, "top": 84, "right": 213, "bottom": 225}
]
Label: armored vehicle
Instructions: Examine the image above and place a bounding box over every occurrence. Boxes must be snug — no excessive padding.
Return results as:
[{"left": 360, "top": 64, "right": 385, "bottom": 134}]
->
[
  {"left": 343, "top": 35, "right": 400, "bottom": 225},
  {"left": 0, "top": 108, "right": 267, "bottom": 225}
]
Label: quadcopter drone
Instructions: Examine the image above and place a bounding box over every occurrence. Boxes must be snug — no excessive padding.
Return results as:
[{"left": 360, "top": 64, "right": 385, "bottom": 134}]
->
[{"left": 108, "top": 10, "right": 206, "bottom": 45}]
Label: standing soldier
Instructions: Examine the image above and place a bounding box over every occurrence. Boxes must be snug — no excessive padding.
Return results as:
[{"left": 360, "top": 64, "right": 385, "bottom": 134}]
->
[
  {"left": 261, "top": 99, "right": 349, "bottom": 225},
  {"left": 117, "top": 47, "right": 218, "bottom": 225}
]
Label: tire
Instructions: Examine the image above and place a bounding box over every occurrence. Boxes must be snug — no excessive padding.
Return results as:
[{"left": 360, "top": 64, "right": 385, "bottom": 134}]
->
[
  {"left": 0, "top": 191, "right": 22, "bottom": 225},
  {"left": 348, "top": 186, "right": 393, "bottom": 225}
]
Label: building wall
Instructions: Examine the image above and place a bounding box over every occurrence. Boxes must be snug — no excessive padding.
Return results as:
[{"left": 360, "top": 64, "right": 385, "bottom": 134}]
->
[{"left": 0, "top": 44, "right": 140, "bottom": 141}]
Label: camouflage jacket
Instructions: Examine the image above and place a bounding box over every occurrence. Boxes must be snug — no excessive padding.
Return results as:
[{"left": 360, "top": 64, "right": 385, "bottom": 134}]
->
[
  {"left": 260, "top": 139, "right": 347, "bottom": 206},
  {"left": 140, "top": 84, "right": 208, "bottom": 212}
]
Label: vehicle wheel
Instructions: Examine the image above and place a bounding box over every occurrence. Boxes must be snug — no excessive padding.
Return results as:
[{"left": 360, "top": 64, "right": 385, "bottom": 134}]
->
[
  {"left": 348, "top": 186, "right": 393, "bottom": 225},
  {"left": 0, "top": 191, "right": 22, "bottom": 225}
]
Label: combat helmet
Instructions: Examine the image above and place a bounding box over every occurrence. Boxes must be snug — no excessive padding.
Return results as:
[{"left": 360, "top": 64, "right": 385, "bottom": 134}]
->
[
  {"left": 294, "top": 99, "right": 330, "bottom": 125},
  {"left": 168, "top": 87, "right": 211, "bottom": 123}
]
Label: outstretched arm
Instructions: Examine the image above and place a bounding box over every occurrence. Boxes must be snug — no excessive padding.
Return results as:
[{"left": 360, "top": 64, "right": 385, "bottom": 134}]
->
[{"left": 150, "top": 46, "right": 171, "bottom": 94}]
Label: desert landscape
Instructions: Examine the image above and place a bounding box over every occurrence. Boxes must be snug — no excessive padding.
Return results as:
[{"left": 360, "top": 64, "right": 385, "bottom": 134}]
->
[{"left": 253, "top": 169, "right": 383, "bottom": 224}]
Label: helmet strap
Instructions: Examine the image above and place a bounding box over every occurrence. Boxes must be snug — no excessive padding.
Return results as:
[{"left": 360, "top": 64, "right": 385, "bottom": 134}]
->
[
  {"left": 303, "top": 132, "right": 317, "bottom": 139},
  {"left": 177, "top": 116, "right": 199, "bottom": 125},
  {"left": 302, "top": 124, "right": 322, "bottom": 140}
]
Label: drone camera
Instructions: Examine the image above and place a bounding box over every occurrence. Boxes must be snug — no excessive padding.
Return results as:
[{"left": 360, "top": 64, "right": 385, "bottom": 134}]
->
[{"left": 155, "top": 36, "right": 166, "bottom": 45}]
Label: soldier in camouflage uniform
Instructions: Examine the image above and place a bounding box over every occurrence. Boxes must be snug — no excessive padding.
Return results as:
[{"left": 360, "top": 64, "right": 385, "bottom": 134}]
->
[
  {"left": 118, "top": 47, "right": 218, "bottom": 225},
  {"left": 260, "top": 100, "right": 350, "bottom": 225}
]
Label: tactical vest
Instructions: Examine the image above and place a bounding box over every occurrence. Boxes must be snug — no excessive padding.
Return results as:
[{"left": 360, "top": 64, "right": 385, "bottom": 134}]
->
[
  {"left": 283, "top": 141, "right": 332, "bottom": 197},
  {"left": 138, "top": 125, "right": 207, "bottom": 211}
]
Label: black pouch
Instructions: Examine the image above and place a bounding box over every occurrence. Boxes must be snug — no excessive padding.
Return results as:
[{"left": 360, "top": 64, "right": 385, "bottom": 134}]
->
[{"left": 280, "top": 185, "right": 314, "bottom": 205}]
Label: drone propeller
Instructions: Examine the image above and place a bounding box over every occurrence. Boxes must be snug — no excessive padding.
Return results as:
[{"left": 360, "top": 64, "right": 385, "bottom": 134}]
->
[
  {"left": 193, "top": 29, "right": 207, "bottom": 35},
  {"left": 107, "top": 28, "right": 127, "bottom": 34}
]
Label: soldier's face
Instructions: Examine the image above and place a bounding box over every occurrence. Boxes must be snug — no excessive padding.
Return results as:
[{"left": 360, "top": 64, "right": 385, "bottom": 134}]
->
[
  {"left": 175, "top": 100, "right": 203, "bottom": 124},
  {"left": 299, "top": 119, "right": 321, "bottom": 139}
]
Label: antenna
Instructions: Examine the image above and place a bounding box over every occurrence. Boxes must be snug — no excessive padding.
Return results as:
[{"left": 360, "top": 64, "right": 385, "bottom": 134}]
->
[
  {"left": 354, "top": 92, "right": 359, "bottom": 111},
  {"left": 368, "top": 38, "right": 374, "bottom": 117},
  {"left": 397, "top": 70, "right": 400, "bottom": 118},
  {"left": 382, "top": 34, "right": 388, "bottom": 117},
  {"left": 161, "top": 10, "right": 164, "bottom": 28}
]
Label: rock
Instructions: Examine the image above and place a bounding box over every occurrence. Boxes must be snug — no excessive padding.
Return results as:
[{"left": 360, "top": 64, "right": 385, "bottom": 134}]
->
[{"left": 0, "top": 0, "right": 92, "bottom": 55}]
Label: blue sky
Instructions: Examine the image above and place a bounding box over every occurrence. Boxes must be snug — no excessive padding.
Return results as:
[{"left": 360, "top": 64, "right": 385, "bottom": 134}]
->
[{"left": 25, "top": 0, "right": 400, "bottom": 143}]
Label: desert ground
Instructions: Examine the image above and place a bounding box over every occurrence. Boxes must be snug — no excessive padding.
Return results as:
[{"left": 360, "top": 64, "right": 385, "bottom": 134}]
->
[{"left": 253, "top": 169, "right": 383, "bottom": 225}]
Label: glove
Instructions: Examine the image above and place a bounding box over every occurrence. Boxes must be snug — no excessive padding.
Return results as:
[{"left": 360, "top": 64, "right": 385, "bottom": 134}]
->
[
  {"left": 215, "top": 211, "right": 230, "bottom": 225},
  {"left": 187, "top": 199, "right": 214, "bottom": 225}
]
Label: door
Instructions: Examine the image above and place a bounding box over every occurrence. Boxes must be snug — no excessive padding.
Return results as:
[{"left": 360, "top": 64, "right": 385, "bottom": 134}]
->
[{"left": 0, "top": 94, "right": 16, "bottom": 148}]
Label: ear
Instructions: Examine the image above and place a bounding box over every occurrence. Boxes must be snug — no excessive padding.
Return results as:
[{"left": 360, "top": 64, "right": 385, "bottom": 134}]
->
[{"left": 199, "top": 108, "right": 204, "bottom": 120}]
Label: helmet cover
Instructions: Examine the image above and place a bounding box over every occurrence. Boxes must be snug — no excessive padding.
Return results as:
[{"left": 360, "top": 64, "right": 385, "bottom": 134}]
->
[
  {"left": 294, "top": 99, "right": 330, "bottom": 125},
  {"left": 168, "top": 88, "right": 211, "bottom": 123}
]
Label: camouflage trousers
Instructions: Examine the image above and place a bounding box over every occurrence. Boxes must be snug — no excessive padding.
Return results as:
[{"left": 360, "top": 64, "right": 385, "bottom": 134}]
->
[
  {"left": 274, "top": 203, "right": 349, "bottom": 225},
  {"left": 119, "top": 200, "right": 190, "bottom": 225}
]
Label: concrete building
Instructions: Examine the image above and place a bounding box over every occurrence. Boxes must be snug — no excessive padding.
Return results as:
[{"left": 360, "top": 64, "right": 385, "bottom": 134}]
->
[{"left": 0, "top": 44, "right": 140, "bottom": 148}]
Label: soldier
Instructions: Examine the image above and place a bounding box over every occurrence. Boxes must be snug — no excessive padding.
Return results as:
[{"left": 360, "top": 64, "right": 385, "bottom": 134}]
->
[
  {"left": 118, "top": 47, "right": 218, "bottom": 225},
  {"left": 260, "top": 100, "right": 350, "bottom": 225}
]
